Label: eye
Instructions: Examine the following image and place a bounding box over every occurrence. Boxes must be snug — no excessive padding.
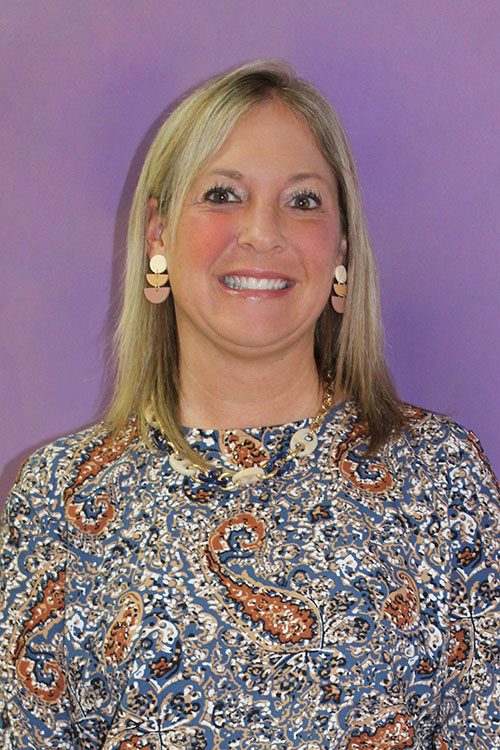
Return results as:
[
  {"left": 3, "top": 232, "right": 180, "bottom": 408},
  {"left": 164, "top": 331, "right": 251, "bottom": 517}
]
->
[
  {"left": 203, "top": 184, "right": 240, "bottom": 204},
  {"left": 289, "top": 190, "right": 322, "bottom": 210}
]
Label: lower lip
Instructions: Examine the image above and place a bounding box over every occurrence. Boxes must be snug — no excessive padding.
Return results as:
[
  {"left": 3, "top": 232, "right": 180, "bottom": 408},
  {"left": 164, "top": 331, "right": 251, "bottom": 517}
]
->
[{"left": 218, "top": 278, "right": 294, "bottom": 298}]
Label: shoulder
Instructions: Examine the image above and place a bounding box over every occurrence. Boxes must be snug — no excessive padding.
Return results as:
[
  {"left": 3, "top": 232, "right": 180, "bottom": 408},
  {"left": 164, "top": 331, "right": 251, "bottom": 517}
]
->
[
  {"left": 339, "top": 400, "right": 479, "bottom": 460},
  {"left": 9, "top": 420, "right": 140, "bottom": 504},
  {"left": 397, "top": 404, "right": 498, "bottom": 495},
  {"left": 336, "top": 401, "right": 497, "bottom": 499},
  {"left": 2, "top": 421, "right": 143, "bottom": 566},
  {"left": 400, "top": 404, "right": 471, "bottom": 452},
  {"left": 401, "top": 403, "right": 484, "bottom": 456}
]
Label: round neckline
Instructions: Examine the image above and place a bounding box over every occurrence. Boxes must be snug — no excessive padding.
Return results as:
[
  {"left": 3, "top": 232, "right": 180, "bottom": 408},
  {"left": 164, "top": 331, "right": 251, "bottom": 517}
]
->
[
  {"left": 182, "top": 398, "right": 350, "bottom": 443},
  {"left": 147, "top": 400, "right": 354, "bottom": 479}
]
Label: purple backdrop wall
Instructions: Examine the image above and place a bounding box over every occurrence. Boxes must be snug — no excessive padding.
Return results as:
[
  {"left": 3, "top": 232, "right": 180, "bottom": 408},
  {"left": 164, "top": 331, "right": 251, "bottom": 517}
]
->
[{"left": 1, "top": 0, "right": 499, "bottom": 504}]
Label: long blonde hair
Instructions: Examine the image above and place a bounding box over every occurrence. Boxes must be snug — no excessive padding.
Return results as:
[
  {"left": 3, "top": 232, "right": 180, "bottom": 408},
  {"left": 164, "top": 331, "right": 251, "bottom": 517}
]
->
[{"left": 107, "top": 59, "right": 404, "bottom": 457}]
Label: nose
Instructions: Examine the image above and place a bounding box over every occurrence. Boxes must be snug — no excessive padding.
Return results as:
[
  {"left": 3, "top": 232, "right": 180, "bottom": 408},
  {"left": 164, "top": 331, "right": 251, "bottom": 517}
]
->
[{"left": 237, "top": 199, "right": 285, "bottom": 253}]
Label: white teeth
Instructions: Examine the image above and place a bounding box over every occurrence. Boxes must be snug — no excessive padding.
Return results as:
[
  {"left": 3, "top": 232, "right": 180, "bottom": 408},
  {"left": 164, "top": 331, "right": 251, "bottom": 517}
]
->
[{"left": 222, "top": 275, "right": 289, "bottom": 290}]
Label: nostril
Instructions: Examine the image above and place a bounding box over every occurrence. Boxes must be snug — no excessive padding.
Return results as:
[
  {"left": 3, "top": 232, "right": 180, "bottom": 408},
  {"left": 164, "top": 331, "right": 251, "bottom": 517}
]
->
[
  {"left": 236, "top": 205, "right": 285, "bottom": 253},
  {"left": 237, "top": 227, "right": 285, "bottom": 253}
]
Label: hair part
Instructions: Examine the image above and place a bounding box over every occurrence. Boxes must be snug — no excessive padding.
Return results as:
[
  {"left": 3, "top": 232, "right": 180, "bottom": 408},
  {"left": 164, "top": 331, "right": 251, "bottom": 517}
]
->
[{"left": 107, "top": 59, "right": 405, "bottom": 460}]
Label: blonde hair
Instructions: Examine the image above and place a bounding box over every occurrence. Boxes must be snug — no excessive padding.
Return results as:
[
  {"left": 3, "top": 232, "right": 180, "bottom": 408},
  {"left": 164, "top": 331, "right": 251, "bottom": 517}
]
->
[{"left": 107, "top": 59, "right": 404, "bottom": 457}]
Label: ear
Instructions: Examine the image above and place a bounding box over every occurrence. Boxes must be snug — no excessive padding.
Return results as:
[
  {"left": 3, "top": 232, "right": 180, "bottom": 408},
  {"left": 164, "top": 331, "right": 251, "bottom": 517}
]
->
[
  {"left": 146, "top": 197, "right": 166, "bottom": 260},
  {"left": 335, "top": 236, "right": 348, "bottom": 267}
]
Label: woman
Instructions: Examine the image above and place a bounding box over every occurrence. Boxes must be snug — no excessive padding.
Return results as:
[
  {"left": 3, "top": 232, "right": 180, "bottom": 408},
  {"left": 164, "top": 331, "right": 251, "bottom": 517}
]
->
[{"left": 1, "top": 61, "right": 498, "bottom": 749}]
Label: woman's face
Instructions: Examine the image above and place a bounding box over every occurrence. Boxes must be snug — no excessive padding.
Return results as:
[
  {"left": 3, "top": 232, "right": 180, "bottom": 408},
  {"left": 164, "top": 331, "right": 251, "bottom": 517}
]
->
[{"left": 163, "top": 99, "right": 346, "bottom": 361}]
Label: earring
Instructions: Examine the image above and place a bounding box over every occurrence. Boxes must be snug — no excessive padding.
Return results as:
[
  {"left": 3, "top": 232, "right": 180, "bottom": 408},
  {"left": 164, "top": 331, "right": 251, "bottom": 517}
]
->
[
  {"left": 144, "top": 250, "right": 170, "bottom": 303},
  {"left": 331, "top": 265, "right": 347, "bottom": 314}
]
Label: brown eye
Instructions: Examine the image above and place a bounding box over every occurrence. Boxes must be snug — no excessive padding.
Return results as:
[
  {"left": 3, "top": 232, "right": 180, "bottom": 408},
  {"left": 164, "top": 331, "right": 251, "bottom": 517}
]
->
[
  {"left": 290, "top": 191, "right": 321, "bottom": 210},
  {"left": 204, "top": 185, "right": 239, "bottom": 204}
]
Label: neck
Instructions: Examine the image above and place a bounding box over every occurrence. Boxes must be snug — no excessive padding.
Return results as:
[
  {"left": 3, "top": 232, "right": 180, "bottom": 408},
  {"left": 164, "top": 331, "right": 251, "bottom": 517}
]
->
[{"left": 178, "top": 340, "right": 325, "bottom": 430}]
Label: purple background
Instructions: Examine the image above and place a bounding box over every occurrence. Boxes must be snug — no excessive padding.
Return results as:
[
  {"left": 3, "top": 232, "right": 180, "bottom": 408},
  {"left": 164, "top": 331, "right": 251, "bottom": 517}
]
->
[{"left": 1, "top": 0, "right": 499, "bottom": 505}]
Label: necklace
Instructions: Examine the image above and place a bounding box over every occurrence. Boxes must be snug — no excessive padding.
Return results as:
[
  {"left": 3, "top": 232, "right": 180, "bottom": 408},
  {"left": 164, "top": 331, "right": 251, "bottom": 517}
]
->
[{"left": 150, "top": 381, "right": 335, "bottom": 492}]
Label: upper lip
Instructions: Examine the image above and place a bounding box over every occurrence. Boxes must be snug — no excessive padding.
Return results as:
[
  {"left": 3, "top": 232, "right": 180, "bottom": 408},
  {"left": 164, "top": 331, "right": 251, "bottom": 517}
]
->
[{"left": 219, "top": 270, "right": 294, "bottom": 280}]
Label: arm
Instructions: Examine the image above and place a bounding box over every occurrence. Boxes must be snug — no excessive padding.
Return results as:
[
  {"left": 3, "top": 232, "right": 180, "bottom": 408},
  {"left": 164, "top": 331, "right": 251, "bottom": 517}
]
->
[
  {"left": 0, "top": 447, "right": 76, "bottom": 748},
  {"left": 436, "top": 432, "right": 500, "bottom": 748}
]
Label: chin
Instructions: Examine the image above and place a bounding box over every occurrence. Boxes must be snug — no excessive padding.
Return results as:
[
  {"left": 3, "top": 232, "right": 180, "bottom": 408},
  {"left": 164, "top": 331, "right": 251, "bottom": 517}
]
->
[{"left": 216, "top": 325, "right": 308, "bottom": 354}]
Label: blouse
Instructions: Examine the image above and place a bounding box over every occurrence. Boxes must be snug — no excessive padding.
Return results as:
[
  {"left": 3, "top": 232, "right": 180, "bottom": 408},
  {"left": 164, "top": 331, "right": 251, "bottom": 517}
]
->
[{"left": 1, "top": 401, "right": 499, "bottom": 749}]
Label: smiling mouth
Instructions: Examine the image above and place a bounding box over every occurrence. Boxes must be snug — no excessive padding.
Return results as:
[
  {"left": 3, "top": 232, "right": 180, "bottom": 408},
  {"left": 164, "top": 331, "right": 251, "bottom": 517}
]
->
[{"left": 221, "top": 275, "right": 292, "bottom": 291}]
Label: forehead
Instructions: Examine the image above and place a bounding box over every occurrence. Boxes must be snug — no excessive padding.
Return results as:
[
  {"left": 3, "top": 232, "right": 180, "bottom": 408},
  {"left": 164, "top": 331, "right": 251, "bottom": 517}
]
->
[{"left": 198, "top": 99, "right": 333, "bottom": 180}]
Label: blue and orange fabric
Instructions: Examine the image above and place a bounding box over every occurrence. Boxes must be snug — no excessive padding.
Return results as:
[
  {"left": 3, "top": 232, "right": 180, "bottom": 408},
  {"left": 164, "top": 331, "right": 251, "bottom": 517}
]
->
[{"left": 1, "top": 402, "right": 499, "bottom": 748}]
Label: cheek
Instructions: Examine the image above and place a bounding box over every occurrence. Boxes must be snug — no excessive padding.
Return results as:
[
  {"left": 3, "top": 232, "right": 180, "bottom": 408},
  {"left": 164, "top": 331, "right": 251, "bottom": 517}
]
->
[
  {"left": 292, "top": 223, "right": 338, "bottom": 271},
  {"left": 174, "top": 213, "right": 237, "bottom": 270}
]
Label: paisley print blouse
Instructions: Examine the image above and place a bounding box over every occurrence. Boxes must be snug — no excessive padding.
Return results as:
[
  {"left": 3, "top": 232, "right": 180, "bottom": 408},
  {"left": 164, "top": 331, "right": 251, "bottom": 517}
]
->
[{"left": 1, "top": 402, "right": 499, "bottom": 749}]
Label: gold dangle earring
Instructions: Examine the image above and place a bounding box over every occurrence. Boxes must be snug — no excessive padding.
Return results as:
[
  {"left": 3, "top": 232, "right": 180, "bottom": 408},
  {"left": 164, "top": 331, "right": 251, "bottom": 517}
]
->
[
  {"left": 330, "top": 264, "right": 347, "bottom": 314},
  {"left": 144, "top": 232, "right": 170, "bottom": 304}
]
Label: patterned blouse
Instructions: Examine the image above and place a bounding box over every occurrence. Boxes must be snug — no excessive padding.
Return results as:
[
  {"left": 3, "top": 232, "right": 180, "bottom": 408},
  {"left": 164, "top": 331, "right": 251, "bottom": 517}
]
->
[{"left": 1, "top": 402, "right": 499, "bottom": 750}]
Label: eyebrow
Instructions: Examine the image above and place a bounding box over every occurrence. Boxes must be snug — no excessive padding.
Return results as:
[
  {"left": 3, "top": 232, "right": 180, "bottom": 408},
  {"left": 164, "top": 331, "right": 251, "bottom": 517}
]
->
[
  {"left": 287, "top": 171, "right": 331, "bottom": 185},
  {"left": 207, "top": 169, "right": 332, "bottom": 186},
  {"left": 207, "top": 169, "right": 244, "bottom": 180}
]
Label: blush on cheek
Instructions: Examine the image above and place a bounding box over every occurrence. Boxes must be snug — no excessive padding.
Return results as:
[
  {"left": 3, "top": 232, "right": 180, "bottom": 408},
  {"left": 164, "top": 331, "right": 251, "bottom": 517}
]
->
[
  {"left": 291, "top": 226, "right": 338, "bottom": 267},
  {"left": 178, "top": 212, "right": 237, "bottom": 264}
]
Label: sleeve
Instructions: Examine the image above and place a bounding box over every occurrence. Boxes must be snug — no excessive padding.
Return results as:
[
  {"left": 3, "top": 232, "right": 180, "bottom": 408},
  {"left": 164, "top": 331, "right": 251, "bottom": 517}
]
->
[
  {"left": 435, "top": 431, "right": 500, "bottom": 748},
  {"left": 0, "top": 447, "right": 77, "bottom": 748}
]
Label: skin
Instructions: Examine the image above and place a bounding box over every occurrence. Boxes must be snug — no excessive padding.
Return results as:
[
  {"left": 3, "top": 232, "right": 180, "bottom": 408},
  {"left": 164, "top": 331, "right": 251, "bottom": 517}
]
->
[{"left": 148, "top": 100, "right": 347, "bottom": 428}]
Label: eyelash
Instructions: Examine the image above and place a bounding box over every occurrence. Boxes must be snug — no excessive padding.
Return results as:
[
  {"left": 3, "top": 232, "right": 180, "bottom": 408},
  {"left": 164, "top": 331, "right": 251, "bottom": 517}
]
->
[
  {"left": 289, "top": 189, "right": 322, "bottom": 210},
  {"left": 203, "top": 183, "right": 240, "bottom": 203},
  {"left": 202, "top": 183, "right": 322, "bottom": 210}
]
